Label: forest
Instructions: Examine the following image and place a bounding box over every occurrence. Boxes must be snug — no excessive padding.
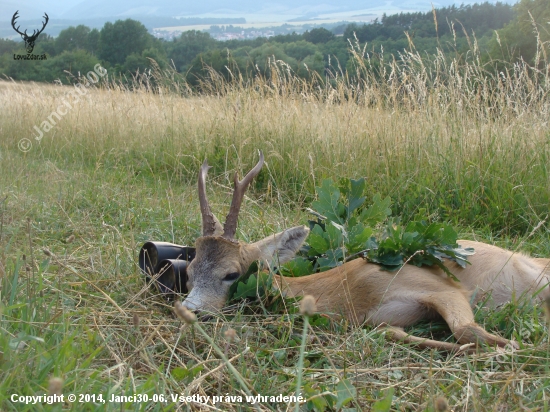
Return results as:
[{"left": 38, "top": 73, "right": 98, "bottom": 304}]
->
[{"left": 0, "top": 0, "right": 548, "bottom": 85}]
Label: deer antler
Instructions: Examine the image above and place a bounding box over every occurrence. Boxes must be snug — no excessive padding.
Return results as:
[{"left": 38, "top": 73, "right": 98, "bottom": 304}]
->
[
  {"left": 11, "top": 11, "right": 25, "bottom": 37},
  {"left": 33, "top": 13, "right": 49, "bottom": 38},
  {"left": 222, "top": 151, "right": 264, "bottom": 240},
  {"left": 11, "top": 11, "right": 49, "bottom": 40},
  {"left": 198, "top": 159, "right": 223, "bottom": 236}
]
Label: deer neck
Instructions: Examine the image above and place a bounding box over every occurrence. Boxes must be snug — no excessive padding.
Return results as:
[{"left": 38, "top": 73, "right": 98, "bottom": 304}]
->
[
  {"left": 272, "top": 273, "right": 317, "bottom": 298},
  {"left": 271, "top": 259, "right": 366, "bottom": 299}
]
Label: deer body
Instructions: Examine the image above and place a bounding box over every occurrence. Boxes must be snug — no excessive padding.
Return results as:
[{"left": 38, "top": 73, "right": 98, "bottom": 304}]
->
[
  {"left": 181, "top": 151, "right": 550, "bottom": 352},
  {"left": 275, "top": 240, "right": 550, "bottom": 318},
  {"left": 272, "top": 242, "right": 549, "bottom": 350}
]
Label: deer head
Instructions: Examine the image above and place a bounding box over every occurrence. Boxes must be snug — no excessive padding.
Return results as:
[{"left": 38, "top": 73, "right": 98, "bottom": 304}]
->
[
  {"left": 182, "top": 151, "right": 309, "bottom": 312},
  {"left": 11, "top": 11, "right": 49, "bottom": 54}
]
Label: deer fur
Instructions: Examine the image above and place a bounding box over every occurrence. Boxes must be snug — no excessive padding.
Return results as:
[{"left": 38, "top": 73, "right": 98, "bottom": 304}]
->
[{"left": 182, "top": 151, "right": 550, "bottom": 352}]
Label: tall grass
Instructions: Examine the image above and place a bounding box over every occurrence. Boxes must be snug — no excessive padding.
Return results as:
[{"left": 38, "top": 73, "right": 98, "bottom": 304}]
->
[
  {"left": 1, "top": 38, "right": 549, "bottom": 411},
  {"left": 3, "top": 36, "right": 549, "bottom": 235}
]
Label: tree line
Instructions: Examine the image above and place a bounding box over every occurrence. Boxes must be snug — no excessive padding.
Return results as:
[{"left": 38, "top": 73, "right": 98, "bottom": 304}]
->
[{"left": 0, "top": 0, "right": 547, "bottom": 85}]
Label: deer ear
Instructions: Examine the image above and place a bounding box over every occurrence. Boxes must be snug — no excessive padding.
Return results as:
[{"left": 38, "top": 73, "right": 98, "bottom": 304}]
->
[{"left": 247, "top": 226, "right": 310, "bottom": 265}]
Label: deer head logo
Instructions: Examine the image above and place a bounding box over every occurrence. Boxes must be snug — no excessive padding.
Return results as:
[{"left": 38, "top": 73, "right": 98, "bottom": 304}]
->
[{"left": 11, "top": 11, "right": 49, "bottom": 54}]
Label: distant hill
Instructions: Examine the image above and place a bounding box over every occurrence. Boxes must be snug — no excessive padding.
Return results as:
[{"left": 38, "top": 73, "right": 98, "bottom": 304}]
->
[
  {"left": 1, "top": 0, "right": 517, "bottom": 20},
  {"left": 0, "top": 0, "right": 518, "bottom": 40}
]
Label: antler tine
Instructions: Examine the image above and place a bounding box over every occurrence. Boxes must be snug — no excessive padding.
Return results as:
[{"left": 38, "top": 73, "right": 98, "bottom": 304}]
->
[
  {"left": 198, "top": 159, "right": 223, "bottom": 236},
  {"left": 11, "top": 11, "right": 25, "bottom": 36},
  {"left": 38, "top": 13, "right": 49, "bottom": 35},
  {"left": 222, "top": 151, "right": 265, "bottom": 240},
  {"left": 30, "top": 13, "right": 49, "bottom": 38},
  {"left": 11, "top": 11, "right": 48, "bottom": 38}
]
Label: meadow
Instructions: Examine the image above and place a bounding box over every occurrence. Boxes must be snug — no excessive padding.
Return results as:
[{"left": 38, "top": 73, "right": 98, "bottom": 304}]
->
[{"left": 1, "top": 42, "right": 550, "bottom": 411}]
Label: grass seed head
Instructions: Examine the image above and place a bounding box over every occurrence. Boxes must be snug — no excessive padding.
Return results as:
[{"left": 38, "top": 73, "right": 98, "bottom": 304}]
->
[
  {"left": 224, "top": 328, "right": 237, "bottom": 342},
  {"left": 435, "top": 396, "right": 449, "bottom": 411},
  {"left": 300, "top": 295, "right": 317, "bottom": 316},
  {"left": 48, "top": 377, "right": 64, "bottom": 397},
  {"left": 174, "top": 301, "right": 197, "bottom": 324}
]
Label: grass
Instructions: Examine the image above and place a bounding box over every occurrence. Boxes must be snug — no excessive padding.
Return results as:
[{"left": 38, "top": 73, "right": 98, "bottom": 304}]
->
[{"left": 0, "top": 40, "right": 550, "bottom": 411}]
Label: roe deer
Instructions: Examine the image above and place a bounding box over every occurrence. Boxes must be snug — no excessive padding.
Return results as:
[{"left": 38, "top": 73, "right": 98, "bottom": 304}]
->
[{"left": 181, "top": 151, "right": 550, "bottom": 352}]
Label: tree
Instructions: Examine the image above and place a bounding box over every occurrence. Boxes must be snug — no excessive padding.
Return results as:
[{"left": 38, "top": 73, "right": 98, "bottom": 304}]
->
[
  {"left": 283, "top": 41, "right": 317, "bottom": 61},
  {"left": 167, "top": 31, "right": 217, "bottom": 72},
  {"left": 87, "top": 29, "right": 100, "bottom": 55},
  {"left": 303, "top": 28, "right": 335, "bottom": 44},
  {"left": 55, "top": 25, "right": 91, "bottom": 54},
  {"left": 123, "top": 47, "right": 169, "bottom": 74},
  {"left": 516, "top": 0, "right": 550, "bottom": 51},
  {"left": 187, "top": 49, "right": 232, "bottom": 86},
  {"left": 249, "top": 43, "right": 298, "bottom": 73},
  {"left": 319, "top": 38, "right": 350, "bottom": 71},
  {"left": 37, "top": 50, "right": 100, "bottom": 83},
  {"left": 488, "top": 0, "right": 550, "bottom": 65},
  {"left": 0, "top": 39, "right": 18, "bottom": 55},
  {"left": 297, "top": 51, "right": 325, "bottom": 79},
  {"left": 35, "top": 34, "right": 56, "bottom": 56},
  {"left": 98, "top": 19, "right": 152, "bottom": 65}
]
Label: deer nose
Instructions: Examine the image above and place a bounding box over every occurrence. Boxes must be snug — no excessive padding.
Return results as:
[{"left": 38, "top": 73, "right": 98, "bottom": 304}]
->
[
  {"left": 181, "top": 297, "right": 199, "bottom": 311},
  {"left": 181, "top": 299, "right": 209, "bottom": 319}
]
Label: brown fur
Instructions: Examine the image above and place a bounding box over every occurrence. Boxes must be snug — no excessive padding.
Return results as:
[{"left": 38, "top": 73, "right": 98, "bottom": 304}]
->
[{"left": 270, "top": 238, "right": 549, "bottom": 350}]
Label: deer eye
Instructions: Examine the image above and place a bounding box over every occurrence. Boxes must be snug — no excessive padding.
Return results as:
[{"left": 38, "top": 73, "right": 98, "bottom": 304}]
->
[{"left": 223, "top": 272, "right": 240, "bottom": 282}]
